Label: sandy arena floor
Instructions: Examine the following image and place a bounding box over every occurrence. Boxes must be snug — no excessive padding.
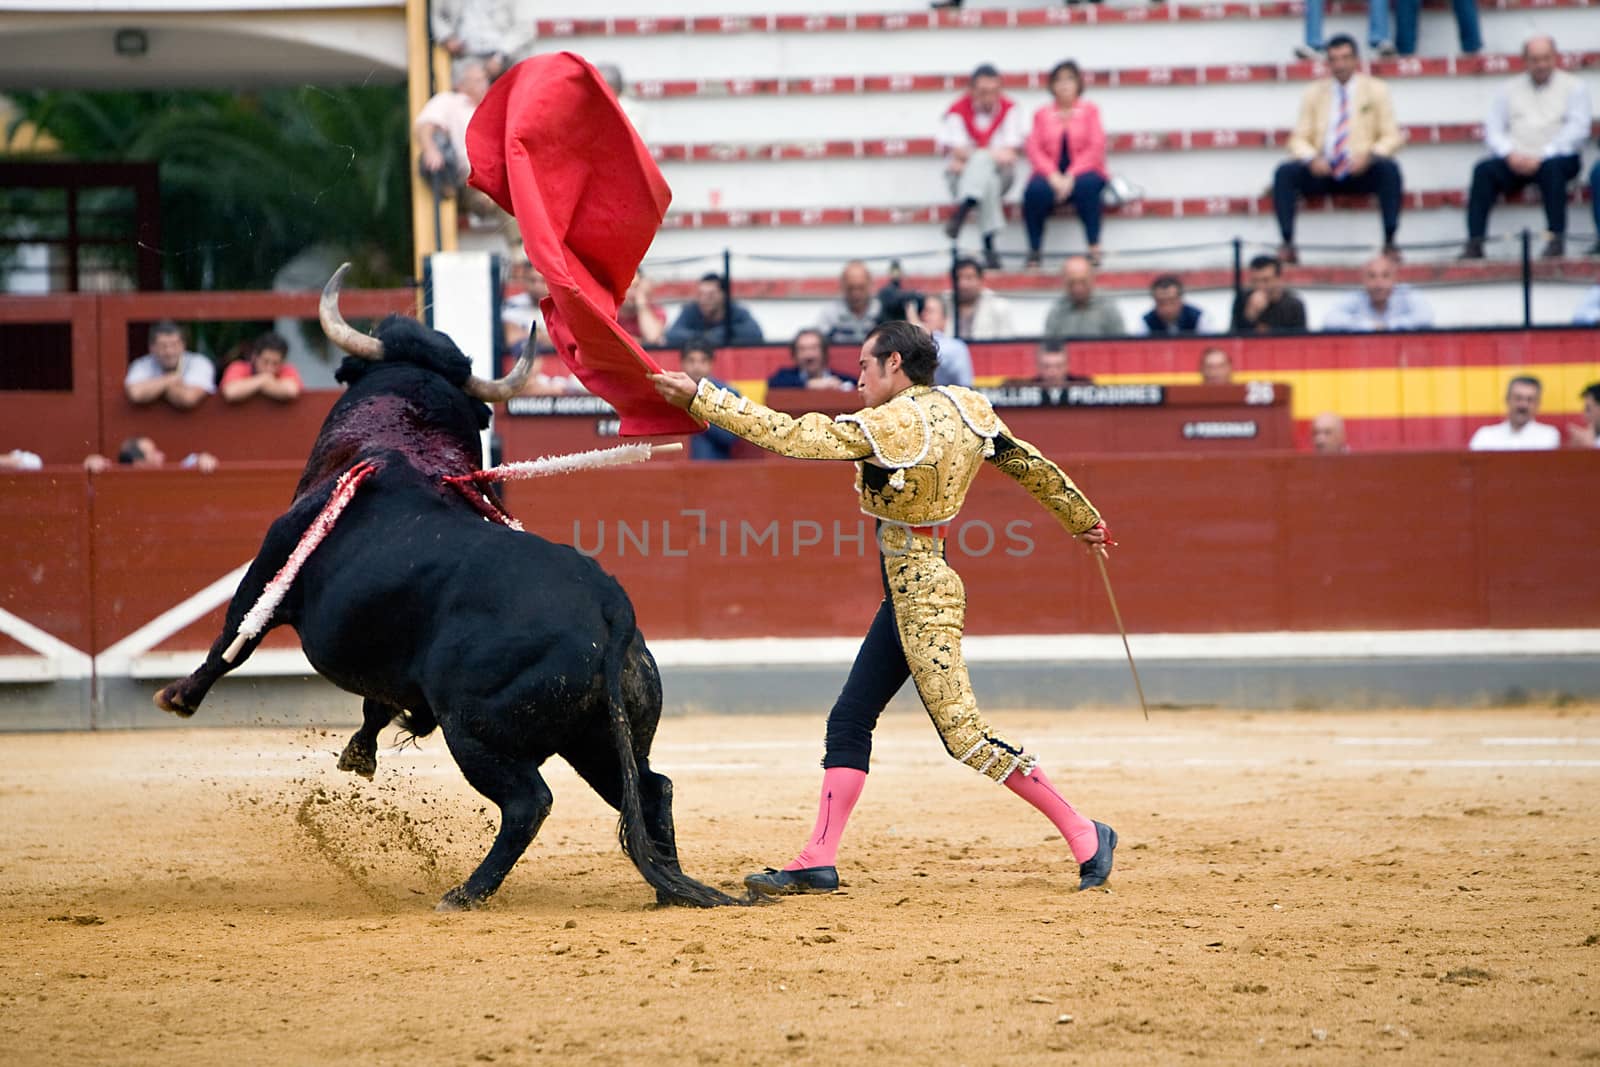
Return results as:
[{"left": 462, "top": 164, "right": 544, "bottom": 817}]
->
[{"left": 2, "top": 705, "right": 1598, "bottom": 1065}]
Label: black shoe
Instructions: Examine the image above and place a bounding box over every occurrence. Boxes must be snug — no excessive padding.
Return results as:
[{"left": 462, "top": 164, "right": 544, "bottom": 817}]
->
[
  {"left": 983, "top": 249, "right": 1003, "bottom": 270},
  {"left": 1277, "top": 243, "right": 1298, "bottom": 266},
  {"left": 1077, "top": 821, "right": 1117, "bottom": 891},
  {"left": 1459, "top": 238, "right": 1485, "bottom": 260},
  {"left": 744, "top": 865, "right": 839, "bottom": 896},
  {"left": 1381, "top": 243, "right": 1402, "bottom": 263},
  {"left": 1540, "top": 235, "right": 1566, "bottom": 259}
]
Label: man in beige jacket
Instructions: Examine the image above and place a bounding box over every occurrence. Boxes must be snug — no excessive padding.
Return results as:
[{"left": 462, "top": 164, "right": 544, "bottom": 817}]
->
[{"left": 1272, "top": 34, "right": 1405, "bottom": 263}]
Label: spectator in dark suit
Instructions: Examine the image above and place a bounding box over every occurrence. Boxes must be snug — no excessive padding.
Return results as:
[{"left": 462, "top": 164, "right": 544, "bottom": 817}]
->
[
  {"left": 766, "top": 329, "right": 855, "bottom": 391},
  {"left": 1231, "top": 255, "right": 1308, "bottom": 334},
  {"left": 680, "top": 343, "right": 741, "bottom": 461},
  {"left": 1137, "top": 274, "right": 1213, "bottom": 336},
  {"left": 665, "top": 273, "right": 764, "bottom": 346}
]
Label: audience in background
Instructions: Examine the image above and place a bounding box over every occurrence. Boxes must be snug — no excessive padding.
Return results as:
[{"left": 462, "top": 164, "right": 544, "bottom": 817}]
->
[
  {"left": 767, "top": 329, "right": 855, "bottom": 391},
  {"left": 618, "top": 270, "right": 666, "bottom": 347},
  {"left": 1042, "top": 255, "right": 1124, "bottom": 341},
  {"left": 913, "top": 294, "right": 974, "bottom": 387},
  {"left": 1567, "top": 382, "right": 1600, "bottom": 448},
  {"left": 938, "top": 63, "right": 1027, "bottom": 269},
  {"left": 1468, "top": 375, "right": 1559, "bottom": 450},
  {"left": 1137, "top": 274, "right": 1212, "bottom": 336},
  {"left": 1461, "top": 35, "right": 1591, "bottom": 261},
  {"left": 680, "top": 343, "right": 742, "bottom": 461},
  {"left": 1394, "top": 0, "right": 1481, "bottom": 58},
  {"left": 948, "top": 257, "right": 1015, "bottom": 339},
  {"left": 415, "top": 58, "right": 490, "bottom": 195},
  {"left": 1310, "top": 412, "right": 1350, "bottom": 453},
  {"left": 1004, "top": 342, "right": 1091, "bottom": 388},
  {"left": 84, "top": 436, "right": 219, "bottom": 473},
  {"left": 1231, "top": 254, "right": 1308, "bottom": 334},
  {"left": 875, "top": 260, "right": 923, "bottom": 324},
  {"left": 665, "top": 273, "right": 764, "bottom": 347},
  {"left": 124, "top": 321, "right": 215, "bottom": 410},
  {"left": 1198, "top": 347, "right": 1234, "bottom": 385},
  {"left": 1295, "top": 0, "right": 1394, "bottom": 60},
  {"left": 429, "top": 0, "right": 538, "bottom": 80},
  {"left": 1323, "top": 254, "right": 1433, "bottom": 331},
  {"left": 1275, "top": 35, "right": 1404, "bottom": 264},
  {"left": 1022, "top": 60, "right": 1109, "bottom": 270},
  {"left": 221, "top": 332, "right": 302, "bottom": 404},
  {"left": 1591, "top": 141, "right": 1600, "bottom": 256},
  {"left": 1575, "top": 284, "right": 1600, "bottom": 326},
  {"left": 0, "top": 449, "right": 43, "bottom": 471},
  {"left": 814, "top": 260, "right": 882, "bottom": 345}
]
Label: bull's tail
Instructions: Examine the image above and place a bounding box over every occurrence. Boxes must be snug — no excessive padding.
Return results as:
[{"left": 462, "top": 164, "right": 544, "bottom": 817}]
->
[{"left": 601, "top": 601, "right": 744, "bottom": 908}]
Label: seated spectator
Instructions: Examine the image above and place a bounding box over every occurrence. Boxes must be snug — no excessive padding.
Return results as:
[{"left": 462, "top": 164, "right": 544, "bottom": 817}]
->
[
  {"left": 1461, "top": 35, "right": 1590, "bottom": 260},
  {"left": 1043, "top": 255, "right": 1124, "bottom": 342},
  {"left": 1231, "top": 254, "right": 1308, "bottom": 334},
  {"left": 415, "top": 58, "right": 490, "bottom": 196},
  {"left": 1394, "top": 0, "right": 1480, "bottom": 58},
  {"left": 680, "top": 343, "right": 741, "bottom": 461},
  {"left": 1468, "top": 375, "right": 1559, "bottom": 451},
  {"left": 618, "top": 270, "right": 666, "bottom": 347},
  {"left": 948, "top": 256, "right": 1015, "bottom": 340},
  {"left": 767, "top": 329, "right": 854, "bottom": 391},
  {"left": 429, "top": 0, "right": 538, "bottom": 80},
  {"left": 1137, "top": 274, "right": 1212, "bottom": 336},
  {"left": 664, "top": 273, "right": 764, "bottom": 347},
  {"left": 1004, "top": 343, "right": 1091, "bottom": 388},
  {"left": 1022, "top": 60, "right": 1109, "bottom": 270},
  {"left": 0, "top": 449, "right": 42, "bottom": 471},
  {"left": 1323, "top": 255, "right": 1433, "bottom": 332},
  {"left": 84, "top": 436, "right": 218, "bottom": 473},
  {"left": 1274, "top": 35, "right": 1404, "bottom": 263},
  {"left": 1198, "top": 347, "right": 1234, "bottom": 385},
  {"left": 1573, "top": 284, "right": 1600, "bottom": 326},
  {"left": 124, "top": 320, "right": 215, "bottom": 410},
  {"left": 1296, "top": 1, "right": 1394, "bottom": 60},
  {"left": 814, "top": 260, "right": 882, "bottom": 346},
  {"left": 875, "top": 260, "right": 922, "bottom": 324},
  {"left": 938, "top": 63, "right": 1027, "bottom": 269},
  {"left": 1591, "top": 139, "right": 1600, "bottom": 256},
  {"left": 221, "top": 332, "right": 302, "bottom": 404},
  {"left": 1310, "top": 412, "right": 1350, "bottom": 453},
  {"left": 1567, "top": 382, "right": 1600, "bottom": 448},
  {"left": 914, "top": 294, "right": 974, "bottom": 387}
]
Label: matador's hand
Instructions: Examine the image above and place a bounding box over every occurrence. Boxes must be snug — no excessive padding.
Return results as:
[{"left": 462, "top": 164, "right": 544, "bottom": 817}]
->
[
  {"left": 1077, "top": 521, "right": 1114, "bottom": 558},
  {"left": 649, "top": 371, "right": 698, "bottom": 410}
]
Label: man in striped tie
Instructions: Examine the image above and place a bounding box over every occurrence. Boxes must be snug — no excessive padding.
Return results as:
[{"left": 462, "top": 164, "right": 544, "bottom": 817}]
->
[{"left": 1273, "top": 35, "right": 1405, "bottom": 264}]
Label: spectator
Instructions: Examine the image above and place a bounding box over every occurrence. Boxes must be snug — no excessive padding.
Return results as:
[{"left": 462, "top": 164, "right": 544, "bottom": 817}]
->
[
  {"left": 1274, "top": 35, "right": 1404, "bottom": 264},
  {"left": 766, "top": 329, "right": 855, "bottom": 391},
  {"left": 1021, "top": 60, "right": 1109, "bottom": 270},
  {"left": 124, "top": 320, "right": 215, "bottom": 410},
  {"left": 947, "top": 256, "right": 1015, "bottom": 339},
  {"left": 1310, "top": 412, "right": 1350, "bottom": 453},
  {"left": 913, "top": 294, "right": 974, "bottom": 387},
  {"left": 1137, "top": 274, "right": 1213, "bottom": 336},
  {"left": 875, "top": 260, "right": 923, "bottom": 324},
  {"left": 1394, "top": 0, "right": 1481, "bottom": 59},
  {"left": 1004, "top": 343, "right": 1091, "bottom": 387},
  {"left": 415, "top": 58, "right": 490, "bottom": 195},
  {"left": 938, "top": 63, "right": 1027, "bottom": 269},
  {"left": 680, "top": 343, "right": 741, "bottom": 461},
  {"left": 1575, "top": 284, "right": 1600, "bottom": 326},
  {"left": 1461, "top": 36, "right": 1591, "bottom": 261},
  {"left": 664, "top": 273, "right": 764, "bottom": 347},
  {"left": 0, "top": 449, "right": 42, "bottom": 471},
  {"left": 1468, "top": 375, "right": 1559, "bottom": 451},
  {"left": 1296, "top": 1, "right": 1394, "bottom": 60},
  {"left": 1042, "top": 255, "right": 1124, "bottom": 341},
  {"left": 1230, "top": 254, "right": 1308, "bottom": 334},
  {"left": 814, "top": 260, "right": 882, "bottom": 346},
  {"left": 1591, "top": 143, "right": 1600, "bottom": 256},
  {"left": 1566, "top": 382, "right": 1600, "bottom": 448},
  {"left": 429, "top": 0, "right": 538, "bottom": 80},
  {"left": 617, "top": 270, "right": 666, "bottom": 347},
  {"left": 220, "top": 332, "right": 303, "bottom": 404},
  {"left": 84, "top": 436, "right": 219, "bottom": 473},
  {"left": 1323, "top": 254, "right": 1433, "bottom": 331},
  {"left": 1198, "top": 347, "right": 1234, "bottom": 385}
]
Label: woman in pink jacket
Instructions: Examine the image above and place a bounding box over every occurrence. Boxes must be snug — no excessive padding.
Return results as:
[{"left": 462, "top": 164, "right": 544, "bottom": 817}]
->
[{"left": 1022, "top": 60, "right": 1109, "bottom": 268}]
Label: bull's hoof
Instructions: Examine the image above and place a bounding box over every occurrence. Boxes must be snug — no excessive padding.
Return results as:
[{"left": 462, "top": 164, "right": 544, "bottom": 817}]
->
[
  {"left": 154, "top": 685, "right": 197, "bottom": 718},
  {"left": 435, "top": 886, "right": 484, "bottom": 912},
  {"left": 336, "top": 737, "right": 377, "bottom": 780}
]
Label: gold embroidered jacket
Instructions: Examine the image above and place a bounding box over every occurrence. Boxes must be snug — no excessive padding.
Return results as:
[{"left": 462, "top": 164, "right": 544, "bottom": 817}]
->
[{"left": 689, "top": 379, "right": 1100, "bottom": 535}]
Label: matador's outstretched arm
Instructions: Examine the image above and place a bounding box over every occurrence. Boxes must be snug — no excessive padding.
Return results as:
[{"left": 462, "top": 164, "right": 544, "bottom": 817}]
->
[
  {"left": 688, "top": 379, "right": 874, "bottom": 462},
  {"left": 987, "top": 420, "right": 1101, "bottom": 536}
]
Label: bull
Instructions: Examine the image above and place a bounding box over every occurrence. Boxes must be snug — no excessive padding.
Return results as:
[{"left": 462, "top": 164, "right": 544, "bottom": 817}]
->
[{"left": 156, "top": 265, "right": 741, "bottom": 910}]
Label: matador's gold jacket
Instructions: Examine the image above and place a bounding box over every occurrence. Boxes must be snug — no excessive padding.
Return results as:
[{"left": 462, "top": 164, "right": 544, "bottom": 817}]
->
[{"left": 688, "top": 379, "right": 1100, "bottom": 536}]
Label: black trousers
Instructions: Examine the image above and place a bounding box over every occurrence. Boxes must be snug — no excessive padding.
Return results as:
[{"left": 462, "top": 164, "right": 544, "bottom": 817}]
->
[
  {"left": 1466, "top": 155, "right": 1582, "bottom": 239},
  {"left": 822, "top": 557, "right": 910, "bottom": 772},
  {"left": 1273, "top": 157, "right": 1403, "bottom": 243}
]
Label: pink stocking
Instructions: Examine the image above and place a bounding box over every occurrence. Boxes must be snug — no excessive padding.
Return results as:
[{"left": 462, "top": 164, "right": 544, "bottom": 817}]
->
[
  {"left": 785, "top": 767, "right": 867, "bottom": 870},
  {"left": 1005, "top": 763, "right": 1099, "bottom": 863}
]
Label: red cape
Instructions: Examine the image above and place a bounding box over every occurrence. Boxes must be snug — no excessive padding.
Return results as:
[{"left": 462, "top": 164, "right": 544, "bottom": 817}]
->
[{"left": 467, "top": 52, "right": 702, "bottom": 435}]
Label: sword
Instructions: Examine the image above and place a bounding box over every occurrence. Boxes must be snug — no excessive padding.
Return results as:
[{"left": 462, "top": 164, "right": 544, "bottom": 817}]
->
[{"left": 1093, "top": 547, "right": 1148, "bottom": 721}]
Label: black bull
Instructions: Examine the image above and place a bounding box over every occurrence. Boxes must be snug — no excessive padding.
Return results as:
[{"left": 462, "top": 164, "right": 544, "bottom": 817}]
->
[{"left": 157, "top": 268, "right": 741, "bottom": 910}]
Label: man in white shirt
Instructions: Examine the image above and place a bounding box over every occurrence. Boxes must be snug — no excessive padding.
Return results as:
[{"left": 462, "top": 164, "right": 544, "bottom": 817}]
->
[
  {"left": 1468, "top": 375, "right": 1560, "bottom": 451},
  {"left": 947, "top": 256, "right": 1015, "bottom": 340},
  {"left": 937, "top": 63, "right": 1028, "bottom": 270},
  {"left": 123, "top": 320, "right": 216, "bottom": 409},
  {"left": 1461, "top": 35, "right": 1591, "bottom": 260},
  {"left": 415, "top": 58, "right": 490, "bottom": 191}
]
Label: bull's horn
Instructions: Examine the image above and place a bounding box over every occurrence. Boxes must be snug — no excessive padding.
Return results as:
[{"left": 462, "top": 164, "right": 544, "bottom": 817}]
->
[
  {"left": 462, "top": 327, "right": 536, "bottom": 402},
  {"left": 319, "top": 262, "right": 384, "bottom": 361}
]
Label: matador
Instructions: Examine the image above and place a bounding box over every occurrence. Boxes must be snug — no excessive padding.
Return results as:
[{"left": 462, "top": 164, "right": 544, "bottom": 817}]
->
[{"left": 651, "top": 320, "right": 1117, "bottom": 896}]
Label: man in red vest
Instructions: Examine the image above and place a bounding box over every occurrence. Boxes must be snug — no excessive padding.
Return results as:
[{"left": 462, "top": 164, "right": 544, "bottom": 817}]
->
[{"left": 938, "top": 63, "right": 1027, "bottom": 270}]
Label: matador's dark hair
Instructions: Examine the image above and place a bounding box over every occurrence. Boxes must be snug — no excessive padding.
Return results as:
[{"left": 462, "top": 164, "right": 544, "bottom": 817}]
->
[{"left": 865, "top": 320, "right": 938, "bottom": 386}]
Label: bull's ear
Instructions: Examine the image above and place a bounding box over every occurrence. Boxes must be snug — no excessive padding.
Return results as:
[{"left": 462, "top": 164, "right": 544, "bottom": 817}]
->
[
  {"left": 333, "top": 356, "right": 372, "bottom": 386},
  {"left": 469, "top": 398, "right": 492, "bottom": 430}
]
